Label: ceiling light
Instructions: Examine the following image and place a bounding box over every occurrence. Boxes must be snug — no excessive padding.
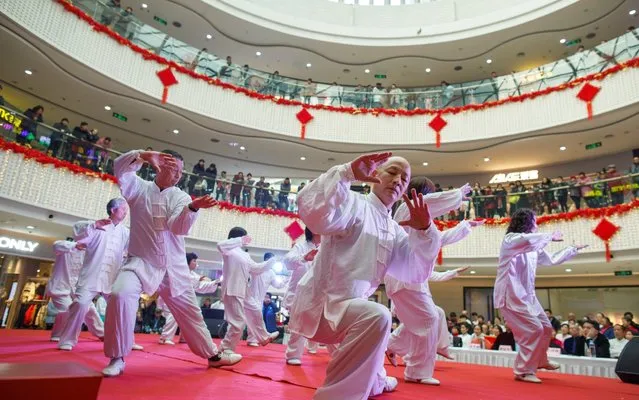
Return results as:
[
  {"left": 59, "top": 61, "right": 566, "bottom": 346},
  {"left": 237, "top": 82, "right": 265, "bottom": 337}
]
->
[
  {"left": 141, "top": 3, "right": 148, "bottom": 8},
  {"left": 630, "top": 9, "right": 636, "bottom": 15},
  {"left": 306, "top": 63, "right": 312, "bottom": 68},
  {"left": 26, "top": 225, "right": 35, "bottom": 230},
  {"left": 483, "top": 157, "right": 490, "bottom": 162},
  {"left": 255, "top": 51, "right": 262, "bottom": 56},
  {"left": 565, "top": 268, "right": 572, "bottom": 272},
  {"left": 172, "top": 129, "right": 179, "bottom": 134},
  {"left": 24, "top": 69, "right": 33, "bottom": 75},
  {"left": 559, "top": 146, "right": 567, "bottom": 151},
  {"left": 486, "top": 59, "right": 492, "bottom": 64},
  {"left": 364, "top": 69, "right": 370, "bottom": 73},
  {"left": 425, "top": 68, "right": 431, "bottom": 73},
  {"left": 229, "top": 142, "right": 239, "bottom": 147},
  {"left": 104, "top": 105, "right": 111, "bottom": 111},
  {"left": 559, "top": 38, "right": 567, "bottom": 44},
  {"left": 422, "top": 162, "right": 428, "bottom": 166},
  {"left": 240, "top": 146, "right": 246, "bottom": 151},
  {"left": 206, "top": 34, "right": 212, "bottom": 40},
  {"left": 300, "top": 156, "right": 306, "bottom": 160},
  {"left": 470, "top": 270, "right": 477, "bottom": 274}
]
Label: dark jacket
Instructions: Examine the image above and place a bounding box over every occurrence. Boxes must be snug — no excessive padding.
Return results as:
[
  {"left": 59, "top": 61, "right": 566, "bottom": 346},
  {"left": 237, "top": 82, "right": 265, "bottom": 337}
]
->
[
  {"left": 562, "top": 336, "right": 586, "bottom": 356},
  {"left": 586, "top": 333, "right": 611, "bottom": 358},
  {"left": 491, "top": 331, "right": 516, "bottom": 351}
]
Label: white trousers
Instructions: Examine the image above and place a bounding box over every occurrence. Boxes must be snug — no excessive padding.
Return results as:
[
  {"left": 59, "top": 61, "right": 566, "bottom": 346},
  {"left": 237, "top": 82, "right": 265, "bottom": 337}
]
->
[
  {"left": 104, "top": 270, "right": 217, "bottom": 360},
  {"left": 160, "top": 309, "right": 179, "bottom": 341},
  {"left": 500, "top": 307, "right": 552, "bottom": 376},
  {"left": 435, "top": 305, "right": 449, "bottom": 351},
  {"left": 57, "top": 289, "right": 105, "bottom": 346},
  {"left": 243, "top": 300, "right": 272, "bottom": 346},
  {"left": 220, "top": 295, "right": 247, "bottom": 352},
  {"left": 309, "top": 299, "right": 391, "bottom": 400},
  {"left": 387, "top": 289, "right": 439, "bottom": 380},
  {"left": 50, "top": 293, "right": 103, "bottom": 340}
]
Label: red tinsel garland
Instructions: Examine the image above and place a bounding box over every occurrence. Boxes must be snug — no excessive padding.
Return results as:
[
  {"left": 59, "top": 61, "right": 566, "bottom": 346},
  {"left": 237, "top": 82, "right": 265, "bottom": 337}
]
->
[
  {"left": 54, "top": 0, "right": 639, "bottom": 118},
  {"left": 0, "top": 137, "right": 118, "bottom": 184},
  {"left": 209, "top": 199, "right": 300, "bottom": 219}
]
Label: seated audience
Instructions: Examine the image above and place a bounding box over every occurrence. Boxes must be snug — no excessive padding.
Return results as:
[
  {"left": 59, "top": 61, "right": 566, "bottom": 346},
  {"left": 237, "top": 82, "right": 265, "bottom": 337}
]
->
[
  {"left": 491, "top": 325, "right": 516, "bottom": 351},
  {"left": 555, "top": 323, "right": 572, "bottom": 345},
  {"left": 471, "top": 325, "right": 486, "bottom": 349},
  {"left": 459, "top": 324, "right": 472, "bottom": 348},
  {"left": 600, "top": 317, "right": 614, "bottom": 340},
  {"left": 583, "top": 320, "right": 610, "bottom": 358},
  {"left": 609, "top": 324, "right": 629, "bottom": 358},
  {"left": 562, "top": 325, "right": 586, "bottom": 356}
]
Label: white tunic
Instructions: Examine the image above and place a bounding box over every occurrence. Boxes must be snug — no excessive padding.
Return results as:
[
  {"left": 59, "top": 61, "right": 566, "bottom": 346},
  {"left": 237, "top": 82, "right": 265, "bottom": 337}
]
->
[
  {"left": 114, "top": 150, "right": 199, "bottom": 298},
  {"left": 157, "top": 271, "right": 218, "bottom": 310},
  {"left": 610, "top": 338, "right": 629, "bottom": 358},
  {"left": 74, "top": 220, "right": 129, "bottom": 294},
  {"left": 290, "top": 163, "right": 441, "bottom": 338},
  {"left": 46, "top": 241, "right": 85, "bottom": 297},
  {"left": 246, "top": 269, "right": 287, "bottom": 309},
  {"left": 282, "top": 240, "right": 318, "bottom": 309},
  {"left": 217, "top": 237, "right": 277, "bottom": 299},
  {"left": 494, "top": 233, "right": 578, "bottom": 315}
]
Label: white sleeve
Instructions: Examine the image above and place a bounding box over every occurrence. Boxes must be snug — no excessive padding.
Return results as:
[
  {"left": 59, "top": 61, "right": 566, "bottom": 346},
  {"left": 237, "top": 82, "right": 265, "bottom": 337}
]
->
[
  {"left": 429, "top": 270, "right": 458, "bottom": 282},
  {"left": 248, "top": 257, "right": 278, "bottom": 276},
  {"left": 216, "top": 238, "right": 244, "bottom": 255},
  {"left": 386, "top": 222, "right": 441, "bottom": 284},
  {"left": 441, "top": 221, "right": 472, "bottom": 246},
  {"left": 113, "top": 150, "right": 144, "bottom": 200},
  {"left": 73, "top": 221, "right": 97, "bottom": 244},
  {"left": 422, "top": 189, "right": 463, "bottom": 219},
  {"left": 53, "top": 240, "right": 75, "bottom": 255},
  {"left": 282, "top": 242, "right": 307, "bottom": 271},
  {"left": 538, "top": 246, "right": 579, "bottom": 267}
]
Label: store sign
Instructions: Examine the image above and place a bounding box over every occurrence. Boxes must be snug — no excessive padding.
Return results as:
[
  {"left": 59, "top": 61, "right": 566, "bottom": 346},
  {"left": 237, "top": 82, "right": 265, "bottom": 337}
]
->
[
  {"left": 489, "top": 170, "right": 539, "bottom": 184},
  {"left": 0, "top": 107, "right": 23, "bottom": 130},
  {"left": 0, "top": 236, "right": 39, "bottom": 252}
]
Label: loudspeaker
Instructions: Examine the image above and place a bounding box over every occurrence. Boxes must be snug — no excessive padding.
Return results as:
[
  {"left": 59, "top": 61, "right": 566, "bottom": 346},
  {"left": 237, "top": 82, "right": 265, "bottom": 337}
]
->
[
  {"left": 616, "top": 337, "right": 639, "bottom": 384},
  {"left": 202, "top": 308, "right": 227, "bottom": 338}
]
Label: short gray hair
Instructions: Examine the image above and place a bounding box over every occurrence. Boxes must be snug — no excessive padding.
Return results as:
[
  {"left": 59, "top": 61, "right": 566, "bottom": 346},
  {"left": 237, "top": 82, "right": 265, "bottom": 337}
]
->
[{"left": 106, "top": 198, "right": 126, "bottom": 216}]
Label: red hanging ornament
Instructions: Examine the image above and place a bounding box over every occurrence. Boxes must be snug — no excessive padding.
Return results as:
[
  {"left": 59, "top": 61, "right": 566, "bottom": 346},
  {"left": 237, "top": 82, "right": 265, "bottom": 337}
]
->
[
  {"left": 592, "top": 217, "right": 620, "bottom": 262},
  {"left": 156, "top": 67, "right": 178, "bottom": 104},
  {"left": 284, "top": 220, "right": 305, "bottom": 241},
  {"left": 428, "top": 113, "right": 447, "bottom": 148},
  {"left": 437, "top": 248, "right": 443, "bottom": 265},
  {"left": 576, "top": 82, "right": 601, "bottom": 119},
  {"left": 296, "top": 108, "right": 314, "bottom": 140}
]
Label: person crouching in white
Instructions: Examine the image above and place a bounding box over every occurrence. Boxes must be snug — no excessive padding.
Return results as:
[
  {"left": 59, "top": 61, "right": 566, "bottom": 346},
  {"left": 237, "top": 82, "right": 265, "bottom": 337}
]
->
[
  {"left": 245, "top": 252, "right": 288, "bottom": 347},
  {"left": 158, "top": 252, "right": 220, "bottom": 345},
  {"left": 217, "top": 228, "right": 280, "bottom": 357},
  {"left": 102, "top": 149, "right": 241, "bottom": 377},
  {"left": 494, "top": 208, "right": 586, "bottom": 384},
  {"left": 291, "top": 152, "right": 441, "bottom": 400},
  {"left": 57, "top": 199, "right": 129, "bottom": 351}
]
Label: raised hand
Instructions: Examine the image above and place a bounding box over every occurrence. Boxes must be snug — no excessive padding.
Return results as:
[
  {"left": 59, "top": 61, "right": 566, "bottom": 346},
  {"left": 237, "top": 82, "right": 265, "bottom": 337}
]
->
[
  {"left": 459, "top": 183, "right": 472, "bottom": 201},
  {"left": 551, "top": 231, "right": 564, "bottom": 242},
  {"left": 398, "top": 188, "right": 432, "bottom": 230},
  {"left": 304, "top": 249, "right": 319, "bottom": 262},
  {"left": 350, "top": 152, "right": 392, "bottom": 184},
  {"left": 455, "top": 266, "right": 470, "bottom": 274},
  {"left": 95, "top": 219, "right": 112, "bottom": 231},
  {"left": 139, "top": 151, "right": 178, "bottom": 175},
  {"left": 468, "top": 219, "right": 485, "bottom": 227},
  {"left": 190, "top": 195, "right": 216, "bottom": 211},
  {"left": 241, "top": 235, "right": 252, "bottom": 246}
]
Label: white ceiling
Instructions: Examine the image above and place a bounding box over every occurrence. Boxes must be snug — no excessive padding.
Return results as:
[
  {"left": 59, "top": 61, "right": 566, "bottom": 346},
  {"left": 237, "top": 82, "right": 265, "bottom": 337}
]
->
[{"left": 120, "top": 0, "right": 639, "bottom": 86}]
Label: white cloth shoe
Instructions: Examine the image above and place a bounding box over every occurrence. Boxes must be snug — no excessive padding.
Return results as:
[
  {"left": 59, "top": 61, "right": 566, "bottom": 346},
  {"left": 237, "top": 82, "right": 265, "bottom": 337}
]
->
[
  {"left": 286, "top": 358, "right": 302, "bottom": 366},
  {"left": 259, "top": 331, "right": 279, "bottom": 346},
  {"left": 159, "top": 339, "right": 175, "bottom": 345},
  {"left": 50, "top": 337, "right": 60, "bottom": 342},
  {"left": 307, "top": 349, "right": 317, "bottom": 354},
  {"left": 539, "top": 361, "right": 560, "bottom": 370},
  {"left": 406, "top": 377, "right": 440, "bottom": 386},
  {"left": 247, "top": 342, "right": 259, "bottom": 347},
  {"left": 437, "top": 347, "right": 454, "bottom": 360},
  {"left": 383, "top": 377, "right": 398, "bottom": 393},
  {"left": 102, "top": 358, "right": 125, "bottom": 377},
  {"left": 58, "top": 344, "right": 73, "bottom": 351},
  {"left": 385, "top": 349, "right": 398, "bottom": 367},
  {"left": 131, "top": 343, "right": 144, "bottom": 351},
  {"left": 515, "top": 374, "right": 542, "bottom": 384},
  {"left": 209, "top": 351, "right": 242, "bottom": 368}
]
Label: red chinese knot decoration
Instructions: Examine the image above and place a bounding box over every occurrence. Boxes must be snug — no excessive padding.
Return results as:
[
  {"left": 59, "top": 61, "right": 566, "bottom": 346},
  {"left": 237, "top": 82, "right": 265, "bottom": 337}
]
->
[
  {"left": 156, "top": 67, "right": 178, "bottom": 104},
  {"left": 284, "top": 220, "right": 305, "bottom": 241},
  {"left": 576, "top": 82, "right": 601, "bottom": 120},
  {"left": 428, "top": 114, "right": 447, "bottom": 148},
  {"left": 296, "top": 108, "right": 314, "bottom": 140},
  {"left": 592, "top": 217, "right": 620, "bottom": 262}
]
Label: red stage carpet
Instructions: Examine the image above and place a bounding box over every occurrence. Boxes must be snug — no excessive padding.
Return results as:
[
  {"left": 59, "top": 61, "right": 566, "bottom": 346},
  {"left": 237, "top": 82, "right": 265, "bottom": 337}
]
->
[{"left": 1, "top": 330, "right": 637, "bottom": 399}]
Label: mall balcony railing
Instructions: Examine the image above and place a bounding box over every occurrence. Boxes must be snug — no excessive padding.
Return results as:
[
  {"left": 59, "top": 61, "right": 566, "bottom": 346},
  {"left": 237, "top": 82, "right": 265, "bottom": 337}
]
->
[
  {"left": 1, "top": 102, "right": 638, "bottom": 218},
  {"left": 71, "top": 0, "right": 639, "bottom": 111}
]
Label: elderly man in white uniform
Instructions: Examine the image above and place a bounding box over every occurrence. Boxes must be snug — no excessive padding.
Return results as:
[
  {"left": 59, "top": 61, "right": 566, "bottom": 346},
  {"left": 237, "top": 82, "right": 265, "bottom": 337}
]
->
[
  {"left": 246, "top": 252, "right": 288, "bottom": 347},
  {"left": 283, "top": 227, "right": 320, "bottom": 365},
  {"left": 158, "top": 252, "right": 220, "bottom": 345},
  {"left": 494, "top": 208, "right": 586, "bottom": 384},
  {"left": 47, "top": 238, "right": 103, "bottom": 342},
  {"left": 102, "top": 149, "right": 241, "bottom": 377},
  {"left": 217, "top": 228, "right": 280, "bottom": 356},
  {"left": 385, "top": 177, "right": 477, "bottom": 385},
  {"left": 57, "top": 199, "right": 130, "bottom": 351},
  {"left": 292, "top": 152, "right": 441, "bottom": 400}
]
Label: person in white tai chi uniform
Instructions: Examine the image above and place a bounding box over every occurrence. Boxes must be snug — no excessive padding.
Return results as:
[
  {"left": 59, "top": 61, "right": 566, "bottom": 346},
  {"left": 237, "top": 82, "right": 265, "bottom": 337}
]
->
[
  {"left": 494, "top": 208, "right": 586, "bottom": 384},
  {"left": 430, "top": 268, "right": 469, "bottom": 358},
  {"left": 47, "top": 238, "right": 102, "bottom": 342},
  {"left": 385, "top": 176, "right": 477, "bottom": 386},
  {"left": 217, "top": 228, "right": 280, "bottom": 356},
  {"left": 283, "top": 227, "right": 320, "bottom": 365},
  {"left": 57, "top": 199, "right": 130, "bottom": 351},
  {"left": 158, "top": 252, "right": 220, "bottom": 345},
  {"left": 291, "top": 152, "right": 441, "bottom": 400},
  {"left": 102, "top": 149, "right": 241, "bottom": 377},
  {"left": 246, "top": 252, "right": 287, "bottom": 347}
]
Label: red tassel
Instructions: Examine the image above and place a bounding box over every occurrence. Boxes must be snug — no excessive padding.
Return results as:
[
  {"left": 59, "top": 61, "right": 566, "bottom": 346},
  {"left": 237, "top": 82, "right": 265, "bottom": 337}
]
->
[
  {"left": 436, "top": 132, "right": 441, "bottom": 148},
  {"left": 437, "top": 248, "right": 443, "bottom": 265},
  {"left": 300, "top": 124, "right": 306, "bottom": 140},
  {"left": 586, "top": 102, "right": 593, "bottom": 119},
  {"left": 605, "top": 242, "right": 611, "bottom": 262},
  {"left": 161, "top": 87, "right": 169, "bottom": 104}
]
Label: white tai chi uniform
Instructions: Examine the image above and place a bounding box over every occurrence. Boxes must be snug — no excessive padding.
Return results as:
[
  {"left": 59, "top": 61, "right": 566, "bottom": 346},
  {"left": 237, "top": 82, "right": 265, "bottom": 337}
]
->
[
  {"left": 104, "top": 150, "right": 218, "bottom": 361},
  {"left": 245, "top": 269, "right": 287, "bottom": 345},
  {"left": 291, "top": 163, "right": 440, "bottom": 400},
  {"left": 217, "top": 238, "right": 277, "bottom": 352},
  {"left": 159, "top": 271, "right": 219, "bottom": 343},
  {"left": 58, "top": 221, "right": 129, "bottom": 348},
  {"left": 282, "top": 240, "right": 321, "bottom": 361},
  {"left": 494, "top": 233, "right": 578, "bottom": 376},
  {"left": 47, "top": 241, "right": 102, "bottom": 340},
  {"left": 428, "top": 270, "right": 462, "bottom": 352},
  {"left": 385, "top": 194, "right": 470, "bottom": 381}
]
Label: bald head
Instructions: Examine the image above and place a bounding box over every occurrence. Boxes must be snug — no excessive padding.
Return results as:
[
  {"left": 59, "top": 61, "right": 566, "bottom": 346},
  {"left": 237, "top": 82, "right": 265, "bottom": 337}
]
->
[{"left": 372, "top": 156, "right": 411, "bottom": 208}]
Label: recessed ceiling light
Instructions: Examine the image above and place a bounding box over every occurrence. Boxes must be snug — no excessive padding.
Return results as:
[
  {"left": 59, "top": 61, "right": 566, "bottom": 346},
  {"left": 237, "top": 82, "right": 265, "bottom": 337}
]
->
[
  {"left": 483, "top": 157, "right": 490, "bottom": 162},
  {"left": 565, "top": 268, "right": 572, "bottom": 272},
  {"left": 630, "top": 9, "right": 636, "bottom": 15},
  {"left": 559, "top": 38, "right": 567, "bottom": 44},
  {"left": 172, "top": 129, "right": 179, "bottom": 134},
  {"left": 206, "top": 34, "right": 212, "bottom": 40},
  {"left": 24, "top": 69, "right": 33, "bottom": 75},
  {"left": 422, "top": 162, "right": 428, "bottom": 166},
  {"left": 256, "top": 51, "right": 262, "bottom": 56},
  {"left": 486, "top": 59, "right": 492, "bottom": 64},
  {"left": 470, "top": 270, "right": 477, "bottom": 274},
  {"left": 229, "top": 142, "right": 239, "bottom": 147},
  {"left": 240, "top": 146, "right": 246, "bottom": 151},
  {"left": 559, "top": 146, "right": 567, "bottom": 151},
  {"left": 300, "top": 156, "right": 306, "bottom": 160},
  {"left": 104, "top": 105, "right": 111, "bottom": 111},
  {"left": 141, "top": 3, "right": 148, "bottom": 8},
  {"left": 26, "top": 225, "right": 35, "bottom": 230},
  {"left": 364, "top": 69, "right": 370, "bottom": 73},
  {"left": 425, "top": 68, "right": 431, "bottom": 73},
  {"left": 306, "top": 63, "right": 312, "bottom": 68}
]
